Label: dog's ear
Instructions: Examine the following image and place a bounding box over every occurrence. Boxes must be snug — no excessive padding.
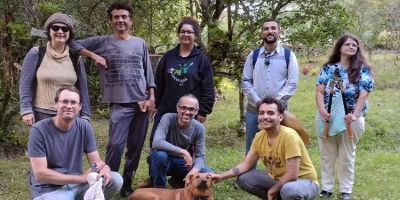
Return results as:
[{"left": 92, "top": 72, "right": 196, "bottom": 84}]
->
[
  {"left": 185, "top": 173, "right": 195, "bottom": 187},
  {"left": 206, "top": 173, "right": 215, "bottom": 185}
]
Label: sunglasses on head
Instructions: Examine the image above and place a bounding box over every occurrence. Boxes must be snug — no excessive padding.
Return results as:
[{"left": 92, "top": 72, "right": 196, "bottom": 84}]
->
[{"left": 50, "top": 25, "right": 70, "bottom": 33}]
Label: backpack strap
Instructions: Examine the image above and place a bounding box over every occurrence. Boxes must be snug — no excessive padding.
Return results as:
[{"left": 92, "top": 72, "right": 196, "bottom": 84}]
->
[
  {"left": 36, "top": 45, "right": 79, "bottom": 72},
  {"left": 36, "top": 46, "right": 46, "bottom": 73},
  {"left": 252, "top": 48, "right": 260, "bottom": 67},
  {"left": 252, "top": 47, "right": 291, "bottom": 69},
  {"left": 284, "top": 47, "right": 291, "bottom": 69}
]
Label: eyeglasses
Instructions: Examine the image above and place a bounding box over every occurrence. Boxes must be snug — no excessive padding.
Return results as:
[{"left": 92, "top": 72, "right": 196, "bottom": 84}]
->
[
  {"left": 178, "top": 105, "right": 198, "bottom": 112},
  {"left": 50, "top": 25, "right": 70, "bottom": 33},
  {"left": 179, "top": 30, "right": 195, "bottom": 35},
  {"left": 58, "top": 99, "right": 79, "bottom": 106}
]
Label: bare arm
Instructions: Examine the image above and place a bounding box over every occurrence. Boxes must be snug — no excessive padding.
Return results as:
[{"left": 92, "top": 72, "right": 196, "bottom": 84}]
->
[
  {"left": 86, "top": 151, "right": 111, "bottom": 185},
  {"left": 30, "top": 157, "right": 86, "bottom": 185},
  {"left": 211, "top": 150, "right": 259, "bottom": 183},
  {"left": 316, "top": 84, "right": 330, "bottom": 121},
  {"left": 345, "top": 91, "right": 369, "bottom": 122},
  {"left": 267, "top": 157, "right": 300, "bottom": 200}
]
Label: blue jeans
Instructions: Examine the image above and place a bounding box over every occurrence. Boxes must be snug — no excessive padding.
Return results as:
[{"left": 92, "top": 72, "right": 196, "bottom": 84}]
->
[
  {"left": 32, "top": 172, "right": 123, "bottom": 200},
  {"left": 149, "top": 151, "right": 212, "bottom": 188},
  {"left": 245, "top": 110, "right": 259, "bottom": 154}
]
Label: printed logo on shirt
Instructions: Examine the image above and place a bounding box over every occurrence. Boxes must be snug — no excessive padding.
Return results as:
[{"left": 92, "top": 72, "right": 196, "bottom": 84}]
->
[
  {"left": 261, "top": 155, "right": 282, "bottom": 173},
  {"left": 168, "top": 62, "right": 193, "bottom": 86}
]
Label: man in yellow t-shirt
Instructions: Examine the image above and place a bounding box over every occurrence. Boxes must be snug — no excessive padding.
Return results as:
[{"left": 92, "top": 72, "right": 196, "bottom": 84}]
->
[{"left": 211, "top": 97, "right": 319, "bottom": 200}]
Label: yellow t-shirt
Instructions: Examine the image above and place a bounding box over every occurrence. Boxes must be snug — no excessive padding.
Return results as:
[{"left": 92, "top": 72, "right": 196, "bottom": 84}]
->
[{"left": 250, "top": 126, "right": 318, "bottom": 184}]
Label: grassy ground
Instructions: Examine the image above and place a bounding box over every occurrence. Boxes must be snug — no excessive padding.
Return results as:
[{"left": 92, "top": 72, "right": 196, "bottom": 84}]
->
[{"left": 0, "top": 53, "right": 399, "bottom": 199}]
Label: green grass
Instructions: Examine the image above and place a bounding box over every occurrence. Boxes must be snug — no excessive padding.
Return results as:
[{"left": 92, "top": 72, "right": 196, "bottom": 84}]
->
[{"left": 1, "top": 53, "right": 399, "bottom": 199}]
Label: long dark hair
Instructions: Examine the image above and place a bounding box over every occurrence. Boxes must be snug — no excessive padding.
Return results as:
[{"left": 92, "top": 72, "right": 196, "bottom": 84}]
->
[{"left": 325, "top": 34, "right": 372, "bottom": 84}]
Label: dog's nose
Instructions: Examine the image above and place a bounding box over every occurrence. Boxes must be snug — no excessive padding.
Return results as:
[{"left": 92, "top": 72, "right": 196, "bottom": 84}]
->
[{"left": 197, "top": 180, "right": 208, "bottom": 189}]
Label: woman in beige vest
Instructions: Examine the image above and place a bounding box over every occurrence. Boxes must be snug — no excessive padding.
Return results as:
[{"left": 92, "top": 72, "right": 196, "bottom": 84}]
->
[{"left": 19, "top": 13, "right": 91, "bottom": 126}]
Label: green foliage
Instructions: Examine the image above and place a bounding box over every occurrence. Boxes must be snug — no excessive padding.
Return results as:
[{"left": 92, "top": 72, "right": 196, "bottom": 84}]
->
[{"left": 285, "top": 2, "right": 355, "bottom": 62}]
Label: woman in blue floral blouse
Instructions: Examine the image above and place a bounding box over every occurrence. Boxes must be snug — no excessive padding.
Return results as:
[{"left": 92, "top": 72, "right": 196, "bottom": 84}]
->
[{"left": 315, "top": 34, "right": 374, "bottom": 200}]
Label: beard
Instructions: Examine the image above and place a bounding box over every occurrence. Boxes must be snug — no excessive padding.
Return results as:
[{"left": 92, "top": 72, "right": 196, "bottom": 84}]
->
[{"left": 263, "top": 35, "right": 278, "bottom": 44}]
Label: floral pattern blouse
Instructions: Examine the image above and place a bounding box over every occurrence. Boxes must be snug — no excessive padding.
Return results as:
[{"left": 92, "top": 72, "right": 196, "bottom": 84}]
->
[{"left": 316, "top": 63, "right": 374, "bottom": 117}]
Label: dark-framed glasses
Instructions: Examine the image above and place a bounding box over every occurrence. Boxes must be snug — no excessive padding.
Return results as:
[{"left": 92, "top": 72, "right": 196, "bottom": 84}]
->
[
  {"left": 178, "top": 105, "right": 198, "bottom": 112},
  {"left": 179, "top": 30, "right": 195, "bottom": 35},
  {"left": 50, "top": 25, "right": 70, "bottom": 33},
  {"left": 58, "top": 99, "right": 79, "bottom": 106}
]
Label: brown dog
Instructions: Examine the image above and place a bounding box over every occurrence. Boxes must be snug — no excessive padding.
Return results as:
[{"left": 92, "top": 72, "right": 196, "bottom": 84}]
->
[{"left": 128, "top": 173, "right": 214, "bottom": 200}]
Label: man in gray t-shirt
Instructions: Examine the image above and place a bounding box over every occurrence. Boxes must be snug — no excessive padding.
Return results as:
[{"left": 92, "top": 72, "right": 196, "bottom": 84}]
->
[
  {"left": 28, "top": 86, "right": 122, "bottom": 199},
  {"left": 148, "top": 94, "right": 212, "bottom": 188},
  {"left": 69, "top": 3, "right": 155, "bottom": 197}
]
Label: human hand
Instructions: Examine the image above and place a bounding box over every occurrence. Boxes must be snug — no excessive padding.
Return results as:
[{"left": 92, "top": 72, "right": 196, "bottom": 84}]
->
[
  {"left": 196, "top": 115, "right": 207, "bottom": 123},
  {"left": 183, "top": 168, "right": 199, "bottom": 186},
  {"left": 22, "top": 113, "right": 35, "bottom": 126},
  {"left": 209, "top": 173, "right": 223, "bottom": 183},
  {"left": 344, "top": 113, "right": 357, "bottom": 123},
  {"left": 138, "top": 100, "right": 146, "bottom": 112},
  {"left": 144, "top": 98, "right": 155, "bottom": 113},
  {"left": 319, "top": 109, "right": 331, "bottom": 121},
  {"left": 267, "top": 183, "right": 281, "bottom": 200},
  {"left": 179, "top": 149, "right": 193, "bottom": 168},
  {"left": 91, "top": 54, "right": 107, "bottom": 69},
  {"left": 98, "top": 164, "right": 111, "bottom": 185}
]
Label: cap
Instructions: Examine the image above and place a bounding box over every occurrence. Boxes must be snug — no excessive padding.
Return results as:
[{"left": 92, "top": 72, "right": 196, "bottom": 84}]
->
[{"left": 44, "top": 13, "right": 74, "bottom": 31}]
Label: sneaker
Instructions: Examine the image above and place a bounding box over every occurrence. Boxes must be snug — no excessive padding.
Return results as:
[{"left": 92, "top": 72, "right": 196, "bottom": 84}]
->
[
  {"left": 319, "top": 190, "right": 333, "bottom": 198},
  {"left": 340, "top": 192, "right": 352, "bottom": 200},
  {"left": 168, "top": 176, "right": 185, "bottom": 188},
  {"left": 120, "top": 184, "right": 133, "bottom": 197}
]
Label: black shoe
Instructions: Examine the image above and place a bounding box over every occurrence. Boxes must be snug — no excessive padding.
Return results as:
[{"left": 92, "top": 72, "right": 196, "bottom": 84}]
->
[
  {"left": 319, "top": 190, "right": 333, "bottom": 198},
  {"left": 120, "top": 184, "right": 133, "bottom": 197},
  {"left": 168, "top": 176, "right": 185, "bottom": 188},
  {"left": 340, "top": 192, "right": 352, "bottom": 200}
]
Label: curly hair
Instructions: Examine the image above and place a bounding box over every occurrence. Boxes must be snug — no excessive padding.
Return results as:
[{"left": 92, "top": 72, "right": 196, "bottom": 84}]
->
[
  {"left": 107, "top": 2, "right": 133, "bottom": 19},
  {"left": 176, "top": 16, "right": 201, "bottom": 37},
  {"left": 256, "top": 96, "right": 285, "bottom": 114}
]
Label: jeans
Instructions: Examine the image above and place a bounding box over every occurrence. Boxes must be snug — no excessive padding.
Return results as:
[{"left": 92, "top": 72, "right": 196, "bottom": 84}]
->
[
  {"left": 245, "top": 110, "right": 260, "bottom": 154},
  {"left": 33, "top": 171, "right": 123, "bottom": 200},
  {"left": 149, "top": 151, "right": 212, "bottom": 188},
  {"left": 237, "top": 170, "right": 319, "bottom": 200}
]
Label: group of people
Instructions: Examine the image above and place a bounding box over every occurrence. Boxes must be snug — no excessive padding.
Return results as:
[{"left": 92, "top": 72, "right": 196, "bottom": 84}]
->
[{"left": 19, "top": 2, "right": 374, "bottom": 200}]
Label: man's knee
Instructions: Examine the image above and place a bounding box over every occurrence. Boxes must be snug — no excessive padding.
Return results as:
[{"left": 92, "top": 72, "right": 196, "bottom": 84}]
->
[
  {"left": 151, "top": 151, "right": 169, "bottom": 165},
  {"left": 106, "top": 172, "right": 123, "bottom": 192},
  {"left": 199, "top": 166, "right": 213, "bottom": 173},
  {"left": 280, "top": 182, "right": 304, "bottom": 200},
  {"left": 236, "top": 172, "right": 254, "bottom": 190}
]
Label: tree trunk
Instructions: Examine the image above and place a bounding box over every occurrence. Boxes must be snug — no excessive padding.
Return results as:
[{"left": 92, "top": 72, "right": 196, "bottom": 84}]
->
[{"left": 0, "top": 4, "right": 16, "bottom": 132}]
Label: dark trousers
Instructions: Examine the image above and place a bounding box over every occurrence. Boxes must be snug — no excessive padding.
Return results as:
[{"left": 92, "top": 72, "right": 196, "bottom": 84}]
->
[
  {"left": 34, "top": 111, "right": 56, "bottom": 122},
  {"left": 105, "top": 103, "right": 149, "bottom": 186}
]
